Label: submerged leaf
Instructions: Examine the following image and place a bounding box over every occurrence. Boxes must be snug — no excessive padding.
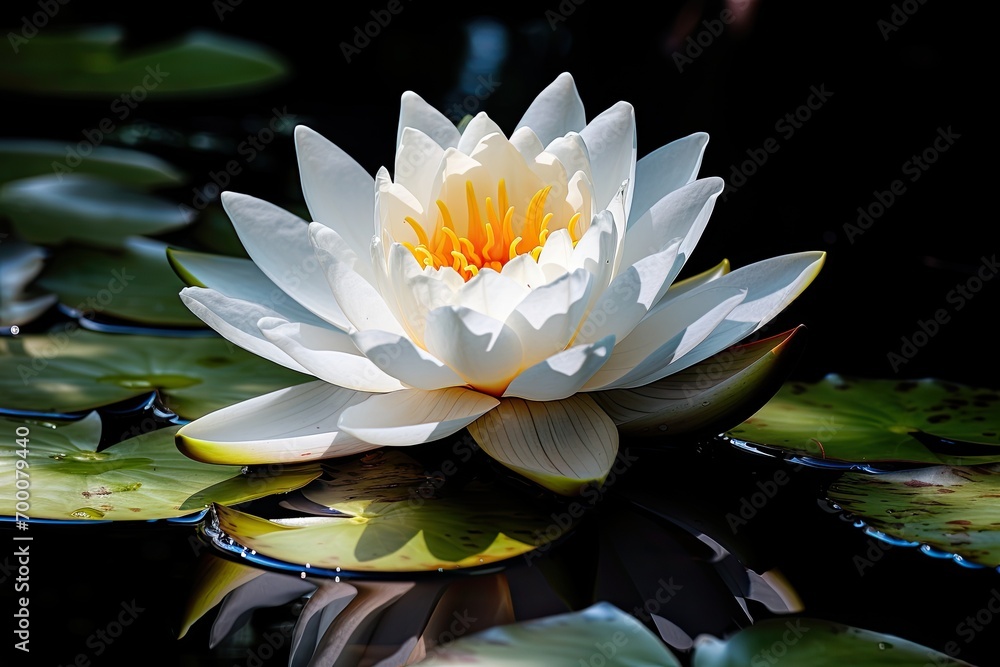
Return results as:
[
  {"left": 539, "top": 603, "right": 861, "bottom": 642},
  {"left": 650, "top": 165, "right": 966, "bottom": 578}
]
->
[
  {"left": 0, "top": 139, "right": 182, "bottom": 188},
  {"left": 729, "top": 376, "right": 1000, "bottom": 465}
]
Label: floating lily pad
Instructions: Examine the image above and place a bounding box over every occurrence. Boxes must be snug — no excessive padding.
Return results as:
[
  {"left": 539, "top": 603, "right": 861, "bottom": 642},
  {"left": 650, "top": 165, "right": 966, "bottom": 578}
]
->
[
  {"left": 416, "top": 603, "right": 681, "bottom": 667},
  {"left": 209, "top": 450, "right": 573, "bottom": 573},
  {"left": 692, "top": 617, "right": 971, "bottom": 666},
  {"left": 1, "top": 174, "right": 194, "bottom": 248},
  {"left": 828, "top": 465, "right": 1000, "bottom": 569},
  {"left": 36, "top": 236, "right": 199, "bottom": 326},
  {"left": 0, "top": 139, "right": 182, "bottom": 188},
  {"left": 0, "top": 329, "right": 309, "bottom": 419},
  {"left": 0, "top": 413, "right": 321, "bottom": 521},
  {"left": 728, "top": 376, "right": 1000, "bottom": 466},
  {"left": 0, "top": 26, "right": 286, "bottom": 96},
  {"left": 594, "top": 326, "right": 806, "bottom": 439}
]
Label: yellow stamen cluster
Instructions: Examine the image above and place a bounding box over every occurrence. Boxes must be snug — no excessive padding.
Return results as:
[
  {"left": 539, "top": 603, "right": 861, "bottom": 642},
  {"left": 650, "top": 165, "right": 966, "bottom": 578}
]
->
[{"left": 403, "top": 180, "right": 582, "bottom": 280}]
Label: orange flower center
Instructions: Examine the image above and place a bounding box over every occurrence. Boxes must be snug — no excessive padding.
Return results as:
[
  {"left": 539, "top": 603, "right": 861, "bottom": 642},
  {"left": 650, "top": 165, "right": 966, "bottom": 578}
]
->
[{"left": 403, "top": 179, "right": 582, "bottom": 280}]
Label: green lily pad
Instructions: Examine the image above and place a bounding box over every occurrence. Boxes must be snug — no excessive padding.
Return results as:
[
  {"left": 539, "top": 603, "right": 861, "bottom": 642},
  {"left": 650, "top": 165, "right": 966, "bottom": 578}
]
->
[
  {"left": 211, "top": 450, "right": 574, "bottom": 573},
  {"left": 0, "top": 413, "right": 321, "bottom": 521},
  {"left": 828, "top": 465, "right": 1000, "bottom": 569},
  {"left": 728, "top": 376, "right": 1000, "bottom": 466},
  {"left": 0, "top": 139, "right": 182, "bottom": 188},
  {"left": 594, "top": 326, "right": 806, "bottom": 439},
  {"left": 1, "top": 174, "right": 194, "bottom": 248},
  {"left": 0, "top": 26, "right": 286, "bottom": 96},
  {"left": 36, "top": 236, "right": 199, "bottom": 326},
  {"left": 415, "top": 603, "right": 681, "bottom": 666},
  {"left": 692, "top": 617, "right": 972, "bottom": 666},
  {"left": 0, "top": 329, "right": 309, "bottom": 419}
]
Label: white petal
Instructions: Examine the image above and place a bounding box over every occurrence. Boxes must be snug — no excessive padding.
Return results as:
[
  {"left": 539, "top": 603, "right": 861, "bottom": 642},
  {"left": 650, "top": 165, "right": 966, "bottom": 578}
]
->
[
  {"left": 503, "top": 335, "right": 614, "bottom": 401},
  {"left": 294, "top": 126, "right": 375, "bottom": 261},
  {"left": 570, "top": 210, "right": 618, "bottom": 302},
  {"left": 310, "top": 223, "right": 406, "bottom": 335},
  {"left": 620, "top": 177, "right": 725, "bottom": 272},
  {"left": 221, "top": 191, "right": 352, "bottom": 329},
  {"left": 456, "top": 113, "right": 505, "bottom": 155},
  {"left": 509, "top": 126, "right": 544, "bottom": 161},
  {"left": 180, "top": 286, "right": 310, "bottom": 373},
  {"left": 0, "top": 241, "right": 46, "bottom": 295},
  {"left": 176, "top": 381, "right": 375, "bottom": 464},
  {"left": 398, "top": 91, "right": 461, "bottom": 149},
  {"left": 338, "top": 388, "right": 499, "bottom": 446},
  {"left": 575, "top": 239, "right": 681, "bottom": 346},
  {"left": 542, "top": 132, "right": 592, "bottom": 185},
  {"left": 536, "top": 228, "right": 573, "bottom": 282},
  {"left": 385, "top": 243, "right": 459, "bottom": 342},
  {"left": 351, "top": 329, "right": 466, "bottom": 391},
  {"left": 453, "top": 269, "right": 529, "bottom": 321},
  {"left": 505, "top": 268, "right": 594, "bottom": 368},
  {"left": 582, "top": 286, "right": 746, "bottom": 390},
  {"left": 630, "top": 132, "right": 709, "bottom": 227},
  {"left": 258, "top": 318, "right": 404, "bottom": 393},
  {"left": 500, "top": 253, "right": 547, "bottom": 289},
  {"left": 467, "top": 395, "right": 618, "bottom": 496},
  {"left": 424, "top": 306, "right": 523, "bottom": 395},
  {"left": 665, "top": 258, "right": 730, "bottom": 298},
  {"left": 514, "top": 72, "right": 586, "bottom": 147},
  {"left": 579, "top": 101, "right": 636, "bottom": 212},
  {"left": 395, "top": 127, "right": 446, "bottom": 205}
]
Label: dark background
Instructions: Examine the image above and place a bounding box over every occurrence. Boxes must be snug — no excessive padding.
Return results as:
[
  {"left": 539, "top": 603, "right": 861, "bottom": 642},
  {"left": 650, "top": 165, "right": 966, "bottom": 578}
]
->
[{"left": 1, "top": 1, "right": 993, "bottom": 665}]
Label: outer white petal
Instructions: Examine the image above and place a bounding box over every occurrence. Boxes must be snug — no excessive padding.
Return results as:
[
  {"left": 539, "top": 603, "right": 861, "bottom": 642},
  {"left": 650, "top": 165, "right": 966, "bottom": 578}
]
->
[
  {"left": 579, "top": 101, "right": 636, "bottom": 213},
  {"left": 503, "top": 335, "right": 615, "bottom": 401},
  {"left": 294, "top": 126, "right": 375, "bottom": 261},
  {"left": 338, "top": 388, "right": 499, "bottom": 446},
  {"left": 398, "top": 90, "right": 461, "bottom": 149},
  {"left": 504, "top": 268, "right": 594, "bottom": 369},
  {"left": 423, "top": 306, "right": 523, "bottom": 395},
  {"left": 456, "top": 112, "right": 505, "bottom": 155},
  {"left": 582, "top": 286, "right": 746, "bottom": 390},
  {"left": 258, "top": 318, "right": 405, "bottom": 393},
  {"left": 176, "top": 381, "right": 376, "bottom": 465},
  {"left": 350, "top": 329, "right": 466, "bottom": 391},
  {"left": 310, "top": 223, "right": 406, "bottom": 335},
  {"left": 395, "top": 127, "right": 445, "bottom": 206},
  {"left": 620, "top": 177, "right": 725, "bottom": 272},
  {"left": 629, "top": 132, "right": 709, "bottom": 227},
  {"left": 514, "top": 72, "right": 586, "bottom": 147},
  {"left": 221, "top": 191, "right": 352, "bottom": 329},
  {"left": 624, "top": 251, "right": 827, "bottom": 386},
  {"left": 180, "top": 286, "right": 311, "bottom": 373}
]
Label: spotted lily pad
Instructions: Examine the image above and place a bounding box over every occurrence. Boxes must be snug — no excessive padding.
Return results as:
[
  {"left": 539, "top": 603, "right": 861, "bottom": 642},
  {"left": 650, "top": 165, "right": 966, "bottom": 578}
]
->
[
  {"left": 728, "top": 376, "right": 1000, "bottom": 465},
  {"left": 36, "top": 237, "right": 199, "bottom": 326},
  {"left": 0, "top": 329, "right": 309, "bottom": 419},
  {"left": 692, "top": 617, "right": 972, "bottom": 666},
  {"left": 0, "top": 175, "right": 194, "bottom": 248},
  {"left": 415, "top": 603, "right": 681, "bottom": 666},
  {"left": 0, "top": 139, "right": 182, "bottom": 188},
  {"left": 0, "top": 413, "right": 321, "bottom": 521},
  {"left": 0, "top": 26, "right": 286, "bottom": 96},
  {"left": 209, "top": 450, "right": 574, "bottom": 573},
  {"left": 828, "top": 465, "right": 1000, "bottom": 569}
]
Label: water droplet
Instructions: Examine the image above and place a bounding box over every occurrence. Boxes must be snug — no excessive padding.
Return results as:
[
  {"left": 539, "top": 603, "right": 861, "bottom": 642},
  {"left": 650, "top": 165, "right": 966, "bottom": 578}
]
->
[
  {"left": 300, "top": 572, "right": 306, "bottom": 579},
  {"left": 335, "top": 566, "right": 341, "bottom": 572},
  {"left": 250, "top": 550, "right": 256, "bottom": 555},
  {"left": 437, "top": 568, "right": 444, "bottom": 573},
  {"left": 305, "top": 562, "right": 311, "bottom": 568},
  {"left": 701, "top": 400, "right": 711, "bottom": 407},
  {"left": 886, "top": 509, "right": 894, "bottom": 514},
  {"left": 240, "top": 552, "right": 247, "bottom": 558},
  {"left": 335, "top": 576, "right": 340, "bottom": 583}
]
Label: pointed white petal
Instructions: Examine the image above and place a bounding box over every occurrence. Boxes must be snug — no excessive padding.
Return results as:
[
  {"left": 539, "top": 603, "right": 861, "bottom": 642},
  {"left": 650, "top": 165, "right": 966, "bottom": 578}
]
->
[
  {"left": 665, "top": 258, "right": 730, "bottom": 298},
  {"left": 395, "top": 127, "right": 446, "bottom": 205},
  {"left": 385, "top": 242, "right": 459, "bottom": 342},
  {"left": 536, "top": 228, "right": 573, "bottom": 282},
  {"left": 258, "top": 318, "right": 404, "bottom": 392},
  {"left": 503, "top": 335, "right": 614, "bottom": 401},
  {"left": 514, "top": 72, "right": 586, "bottom": 147},
  {"left": 220, "top": 191, "right": 352, "bottom": 329},
  {"left": 424, "top": 306, "right": 523, "bottom": 395},
  {"left": 456, "top": 112, "right": 505, "bottom": 155},
  {"left": 398, "top": 91, "right": 461, "bottom": 149},
  {"left": 454, "top": 269, "right": 529, "bottom": 321},
  {"left": 176, "top": 381, "right": 375, "bottom": 464},
  {"left": 500, "top": 253, "right": 547, "bottom": 289},
  {"left": 467, "top": 395, "right": 618, "bottom": 496},
  {"left": 338, "top": 388, "right": 498, "bottom": 446},
  {"left": 579, "top": 101, "right": 636, "bottom": 212},
  {"left": 509, "top": 126, "right": 544, "bottom": 161},
  {"left": 630, "top": 132, "right": 709, "bottom": 227},
  {"left": 351, "top": 329, "right": 466, "bottom": 391},
  {"left": 505, "top": 268, "right": 594, "bottom": 368},
  {"left": 294, "top": 126, "right": 375, "bottom": 260}
]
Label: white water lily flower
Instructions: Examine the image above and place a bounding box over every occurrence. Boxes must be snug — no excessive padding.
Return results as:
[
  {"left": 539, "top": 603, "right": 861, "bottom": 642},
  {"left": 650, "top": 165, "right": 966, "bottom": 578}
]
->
[{"left": 175, "top": 73, "right": 824, "bottom": 495}]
